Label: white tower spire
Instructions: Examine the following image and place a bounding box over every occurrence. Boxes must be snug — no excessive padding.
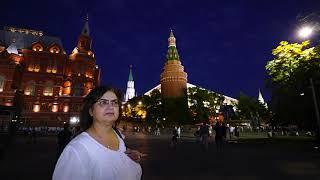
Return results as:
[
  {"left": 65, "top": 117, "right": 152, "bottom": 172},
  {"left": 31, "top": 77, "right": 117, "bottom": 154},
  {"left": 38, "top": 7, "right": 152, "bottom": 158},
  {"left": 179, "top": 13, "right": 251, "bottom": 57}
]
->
[
  {"left": 125, "top": 65, "right": 135, "bottom": 102},
  {"left": 258, "top": 89, "right": 268, "bottom": 108}
]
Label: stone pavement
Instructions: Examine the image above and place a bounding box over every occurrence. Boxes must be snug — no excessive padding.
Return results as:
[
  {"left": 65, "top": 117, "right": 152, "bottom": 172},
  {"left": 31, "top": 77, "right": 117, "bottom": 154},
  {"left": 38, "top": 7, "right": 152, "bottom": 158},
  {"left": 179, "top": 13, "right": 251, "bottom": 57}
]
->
[{"left": 0, "top": 133, "right": 320, "bottom": 180}]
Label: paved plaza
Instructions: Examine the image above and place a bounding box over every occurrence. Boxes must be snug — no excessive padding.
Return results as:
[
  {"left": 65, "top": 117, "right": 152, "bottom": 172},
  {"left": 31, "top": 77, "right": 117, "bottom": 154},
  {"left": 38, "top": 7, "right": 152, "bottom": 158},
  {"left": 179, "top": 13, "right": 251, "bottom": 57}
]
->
[{"left": 0, "top": 132, "right": 320, "bottom": 180}]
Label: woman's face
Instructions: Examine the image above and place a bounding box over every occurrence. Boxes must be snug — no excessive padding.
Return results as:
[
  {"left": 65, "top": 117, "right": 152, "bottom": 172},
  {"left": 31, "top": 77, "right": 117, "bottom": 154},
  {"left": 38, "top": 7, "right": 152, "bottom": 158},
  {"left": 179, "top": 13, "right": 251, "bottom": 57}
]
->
[{"left": 90, "top": 91, "right": 120, "bottom": 125}]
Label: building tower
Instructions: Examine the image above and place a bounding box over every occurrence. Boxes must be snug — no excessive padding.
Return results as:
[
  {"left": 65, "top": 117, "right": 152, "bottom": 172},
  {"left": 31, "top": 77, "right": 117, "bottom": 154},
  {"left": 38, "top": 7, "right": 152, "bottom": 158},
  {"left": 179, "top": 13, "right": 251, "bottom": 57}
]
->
[
  {"left": 67, "top": 15, "right": 100, "bottom": 97},
  {"left": 0, "top": 17, "right": 101, "bottom": 126},
  {"left": 125, "top": 65, "right": 135, "bottom": 102},
  {"left": 160, "top": 30, "right": 187, "bottom": 98},
  {"left": 258, "top": 89, "right": 268, "bottom": 108}
]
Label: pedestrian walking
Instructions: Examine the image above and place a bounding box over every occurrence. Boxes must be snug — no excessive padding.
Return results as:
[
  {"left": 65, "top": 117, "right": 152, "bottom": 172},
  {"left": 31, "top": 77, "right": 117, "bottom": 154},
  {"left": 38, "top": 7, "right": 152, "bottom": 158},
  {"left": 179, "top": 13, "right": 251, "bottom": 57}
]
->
[
  {"left": 177, "top": 126, "right": 181, "bottom": 139},
  {"left": 31, "top": 126, "right": 37, "bottom": 144},
  {"left": 170, "top": 127, "right": 178, "bottom": 149},
  {"left": 214, "top": 122, "right": 227, "bottom": 152},
  {"left": 56, "top": 122, "right": 72, "bottom": 159},
  {"left": 199, "top": 122, "right": 209, "bottom": 151},
  {"left": 235, "top": 126, "right": 240, "bottom": 140},
  {"left": 194, "top": 126, "right": 201, "bottom": 144}
]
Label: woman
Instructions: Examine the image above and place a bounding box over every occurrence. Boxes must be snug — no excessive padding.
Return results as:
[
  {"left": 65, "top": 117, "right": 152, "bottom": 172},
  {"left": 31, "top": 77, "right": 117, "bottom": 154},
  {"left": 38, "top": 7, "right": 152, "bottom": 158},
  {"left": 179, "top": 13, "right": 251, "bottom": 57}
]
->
[{"left": 53, "top": 86, "right": 142, "bottom": 180}]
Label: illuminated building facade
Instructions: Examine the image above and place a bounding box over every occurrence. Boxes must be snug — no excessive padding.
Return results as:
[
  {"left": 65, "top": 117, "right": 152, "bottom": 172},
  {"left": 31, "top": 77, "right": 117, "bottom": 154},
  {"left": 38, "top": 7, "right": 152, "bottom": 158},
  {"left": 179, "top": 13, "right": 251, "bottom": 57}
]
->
[{"left": 0, "top": 19, "right": 100, "bottom": 127}]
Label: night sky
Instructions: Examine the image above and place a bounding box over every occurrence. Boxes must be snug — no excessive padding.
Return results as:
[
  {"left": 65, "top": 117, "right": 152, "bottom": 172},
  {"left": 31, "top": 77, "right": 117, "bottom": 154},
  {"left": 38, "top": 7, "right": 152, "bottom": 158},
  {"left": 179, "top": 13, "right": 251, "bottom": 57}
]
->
[{"left": 2, "top": 0, "right": 320, "bottom": 100}]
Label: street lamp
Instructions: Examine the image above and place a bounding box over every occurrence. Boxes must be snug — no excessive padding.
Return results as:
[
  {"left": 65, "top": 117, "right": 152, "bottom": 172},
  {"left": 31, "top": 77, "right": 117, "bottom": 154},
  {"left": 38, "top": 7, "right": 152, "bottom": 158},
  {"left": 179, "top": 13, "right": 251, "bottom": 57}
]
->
[
  {"left": 298, "top": 26, "right": 314, "bottom": 39},
  {"left": 298, "top": 25, "right": 320, "bottom": 136}
]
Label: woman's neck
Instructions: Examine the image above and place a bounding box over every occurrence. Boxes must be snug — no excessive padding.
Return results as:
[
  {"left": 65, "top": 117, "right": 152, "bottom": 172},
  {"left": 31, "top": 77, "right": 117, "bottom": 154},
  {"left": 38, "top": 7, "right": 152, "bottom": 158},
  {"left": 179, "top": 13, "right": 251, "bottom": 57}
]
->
[{"left": 89, "top": 122, "right": 114, "bottom": 138}]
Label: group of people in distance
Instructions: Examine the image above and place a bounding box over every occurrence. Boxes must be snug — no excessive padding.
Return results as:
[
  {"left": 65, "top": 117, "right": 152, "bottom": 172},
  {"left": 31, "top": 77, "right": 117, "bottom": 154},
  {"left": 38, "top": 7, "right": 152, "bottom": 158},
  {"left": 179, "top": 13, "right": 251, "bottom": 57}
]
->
[
  {"left": 193, "top": 121, "right": 233, "bottom": 151},
  {"left": 53, "top": 86, "right": 145, "bottom": 180}
]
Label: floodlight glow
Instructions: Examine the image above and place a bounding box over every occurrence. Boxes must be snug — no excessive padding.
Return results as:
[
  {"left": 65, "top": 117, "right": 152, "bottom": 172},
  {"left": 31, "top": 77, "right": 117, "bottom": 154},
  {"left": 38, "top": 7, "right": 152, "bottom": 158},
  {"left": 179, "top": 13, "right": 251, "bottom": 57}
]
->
[
  {"left": 298, "top": 26, "right": 313, "bottom": 38},
  {"left": 70, "top": 116, "right": 79, "bottom": 125}
]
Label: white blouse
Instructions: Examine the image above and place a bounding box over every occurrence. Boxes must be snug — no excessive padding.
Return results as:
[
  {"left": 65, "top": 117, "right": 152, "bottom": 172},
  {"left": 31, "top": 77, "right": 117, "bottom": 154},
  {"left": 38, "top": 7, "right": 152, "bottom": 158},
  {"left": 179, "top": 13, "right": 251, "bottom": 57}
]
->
[{"left": 52, "top": 131, "right": 142, "bottom": 180}]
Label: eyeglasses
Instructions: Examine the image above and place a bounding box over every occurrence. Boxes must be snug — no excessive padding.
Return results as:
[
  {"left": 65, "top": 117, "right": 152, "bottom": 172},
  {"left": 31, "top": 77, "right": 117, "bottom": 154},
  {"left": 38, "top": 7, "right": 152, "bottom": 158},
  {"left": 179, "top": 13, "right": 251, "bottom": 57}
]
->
[{"left": 95, "top": 98, "right": 119, "bottom": 107}]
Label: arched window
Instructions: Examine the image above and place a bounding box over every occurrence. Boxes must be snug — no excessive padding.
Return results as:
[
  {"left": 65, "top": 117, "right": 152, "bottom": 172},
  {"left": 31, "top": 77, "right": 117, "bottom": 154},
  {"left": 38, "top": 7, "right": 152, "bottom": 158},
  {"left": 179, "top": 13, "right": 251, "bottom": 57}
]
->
[
  {"left": 28, "top": 63, "right": 35, "bottom": 72},
  {"left": 63, "top": 81, "right": 71, "bottom": 95},
  {"left": 0, "top": 76, "right": 5, "bottom": 92},
  {"left": 46, "top": 64, "right": 52, "bottom": 73},
  {"left": 43, "top": 81, "right": 54, "bottom": 96},
  {"left": 52, "top": 61, "right": 57, "bottom": 73},
  {"left": 32, "top": 42, "right": 44, "bottom": 52},
  {"left": 25, "top": 81, "right": 36, "bottom": 95},
  {"left": 49, "top": 45, "right": 60, "bottom": 54},
  {"left": 34, "top": 64, "right": 40, "bottom": 72}
]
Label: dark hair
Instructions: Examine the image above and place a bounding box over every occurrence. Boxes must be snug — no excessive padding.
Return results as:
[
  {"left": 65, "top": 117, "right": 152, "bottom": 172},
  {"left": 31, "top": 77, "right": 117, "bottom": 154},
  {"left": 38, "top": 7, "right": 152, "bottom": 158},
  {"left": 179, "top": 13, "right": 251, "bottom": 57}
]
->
[{"left": 80, "top": 86, "right": 122, "bottom": 131}]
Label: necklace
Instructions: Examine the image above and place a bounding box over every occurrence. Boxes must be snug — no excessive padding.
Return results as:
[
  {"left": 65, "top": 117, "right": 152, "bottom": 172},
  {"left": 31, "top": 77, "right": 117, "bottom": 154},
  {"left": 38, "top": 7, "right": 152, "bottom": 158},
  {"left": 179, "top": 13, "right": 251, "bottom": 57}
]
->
[{"left": 90, "top": 127, "right": 115, "bottom": 149}]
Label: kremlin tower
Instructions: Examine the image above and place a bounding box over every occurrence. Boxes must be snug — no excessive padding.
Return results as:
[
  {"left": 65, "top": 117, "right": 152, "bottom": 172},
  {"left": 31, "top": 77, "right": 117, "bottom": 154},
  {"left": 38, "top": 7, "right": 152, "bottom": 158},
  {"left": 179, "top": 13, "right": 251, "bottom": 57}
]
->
[
  {"left": 125, "top": 65, "right": 135, "bottom": 102},
  {"left": 258, "top": 89, "right": 268, "bottom": 108},
  {"left": 160, "top": 30, "right": 188, "bottom": 98}
]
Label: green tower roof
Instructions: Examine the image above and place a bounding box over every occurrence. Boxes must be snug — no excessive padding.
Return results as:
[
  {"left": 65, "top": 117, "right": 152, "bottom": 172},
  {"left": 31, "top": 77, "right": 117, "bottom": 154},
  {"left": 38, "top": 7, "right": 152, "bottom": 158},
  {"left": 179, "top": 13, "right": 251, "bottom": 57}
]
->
[
  {"left": 166, "top": 46, "right": 180, "bottom": 61},
  {"left": 166, "top": 30, "right": 180, "bottom": 61}
]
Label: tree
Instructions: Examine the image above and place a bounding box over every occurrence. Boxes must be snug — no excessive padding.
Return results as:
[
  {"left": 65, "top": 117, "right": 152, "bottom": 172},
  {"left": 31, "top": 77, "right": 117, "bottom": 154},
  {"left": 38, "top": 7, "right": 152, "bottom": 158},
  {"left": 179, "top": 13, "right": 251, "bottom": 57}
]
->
[
  {"left": 142, "top": 89, "right": 164, "bottom": 126},
  {"left": 235, "top": 92, "right": 269, "bottom": 122},
  {"left": 219, "top": 104, "right": 236, "bottom": 121},
  {"left": 163, "top": 95, "right": 191, "bottom": 125},
  {"left": 188, "top": 87, "right": 224, "bottom": 124},
  {"left": 126, "top": 96, "right": 146, "bottom": 123},
  {"left": 266, "top": 41, "right": 318, "bottom": 87},
  {"left": 265, "top": 41, "right": 320, "bottom": 129}
]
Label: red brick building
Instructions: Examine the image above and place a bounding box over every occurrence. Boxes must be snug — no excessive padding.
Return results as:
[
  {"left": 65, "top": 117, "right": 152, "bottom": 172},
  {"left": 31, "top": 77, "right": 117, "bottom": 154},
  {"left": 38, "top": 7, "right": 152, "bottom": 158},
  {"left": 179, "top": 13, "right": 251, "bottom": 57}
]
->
[{"left": 0, "top": 19, "right": 100, "bottom": 127}]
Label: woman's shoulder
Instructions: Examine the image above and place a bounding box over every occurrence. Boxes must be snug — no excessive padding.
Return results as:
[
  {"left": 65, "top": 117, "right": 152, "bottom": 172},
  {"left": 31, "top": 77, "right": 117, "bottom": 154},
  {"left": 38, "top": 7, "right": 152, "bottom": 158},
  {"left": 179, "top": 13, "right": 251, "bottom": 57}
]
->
[{"left": 68, "top": 132, "right": 94, "bottom": 150}]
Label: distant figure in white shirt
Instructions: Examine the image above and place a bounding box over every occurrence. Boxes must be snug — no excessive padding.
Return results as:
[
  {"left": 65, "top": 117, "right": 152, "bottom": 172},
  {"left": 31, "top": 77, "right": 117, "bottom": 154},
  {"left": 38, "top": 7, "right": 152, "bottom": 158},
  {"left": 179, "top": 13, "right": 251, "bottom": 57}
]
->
[
  {"left": 177, "top": 126, "right": 181, "bottom": 139},
  {"left": 53, "top": 86, "right": 143, "bottom": 180}
]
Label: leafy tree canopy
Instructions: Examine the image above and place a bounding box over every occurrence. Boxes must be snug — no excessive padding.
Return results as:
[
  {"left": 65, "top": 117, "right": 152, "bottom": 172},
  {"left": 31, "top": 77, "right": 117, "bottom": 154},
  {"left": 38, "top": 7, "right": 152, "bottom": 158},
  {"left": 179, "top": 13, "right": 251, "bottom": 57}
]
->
[{"left": 266, "top": 41, "right": 318, "bottom": 87}]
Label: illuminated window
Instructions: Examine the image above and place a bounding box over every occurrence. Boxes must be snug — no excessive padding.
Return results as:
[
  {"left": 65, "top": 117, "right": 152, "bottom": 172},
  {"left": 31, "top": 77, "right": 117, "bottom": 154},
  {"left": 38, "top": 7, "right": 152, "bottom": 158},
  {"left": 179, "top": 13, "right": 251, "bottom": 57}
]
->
[
  {"left": 49, "top": 46, "right": 60, "bottom": 54},
  {"left": 28, "top": 63, "right": 35, "bottom": 71},
  {"left": 5, "top": 102, "right": 12, "bottom": 106},
  {"left": 46, "top": 65, "right": 52, "bottom": 73},
  {"left": 33, "top": 104, "right": 40, "bottom": 112},
  {"left": 52, "top": 63, "right": 57, "bottom": 73},
  {"left": 34, "top": 64, "right": 40, "bottom": 72},
  {"left": 43, "top": 81, "right": 54, "bottom": 96},
  {"left": 0, "top": 76, "right": 5, "bottom": 92},
  {"left": 47, "top": 60, "right": 57, "bottom": 74},
  {"left": 63, "top": 105, "right": 69, "bottom": 112},
  {"left": 52, "top": 104, "right": 58, "bottom": 112},
  {"left": 63, "top": 81, "right": 71, "bottom": 95},
  {"left": 59, "top": 87, "right": 63, "bottom": 96},
  {"left": 25, "top": 81, "right": 36, "bottom": 95},
  {"left": 32, "top": 44, "right": 43, "bottom": 52}
]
